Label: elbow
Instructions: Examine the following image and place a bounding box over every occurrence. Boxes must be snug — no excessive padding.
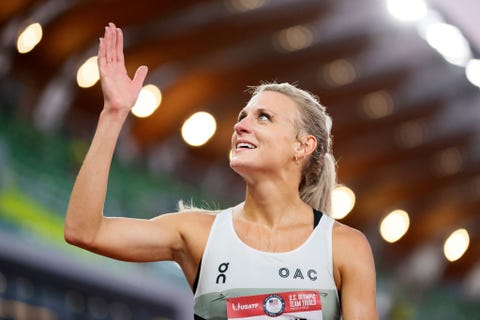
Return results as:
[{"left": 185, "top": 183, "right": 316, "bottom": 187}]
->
[
  {"left": 64, "top": 207, "right": 102, "bottom": 249},
  {"left": 64, "top": 223, "right": 96, "bottom": 250},
  {"left": 64, "top": 226, "right": 80, "bottom": 246},
  {"left": 64, "top": 225, "right": 84, "bottom": 247}
]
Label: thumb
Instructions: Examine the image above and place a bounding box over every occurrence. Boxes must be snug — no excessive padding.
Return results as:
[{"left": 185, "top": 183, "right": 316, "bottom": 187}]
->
[{"left": 133, "top": 65, "right": 148, "bottom": 89}]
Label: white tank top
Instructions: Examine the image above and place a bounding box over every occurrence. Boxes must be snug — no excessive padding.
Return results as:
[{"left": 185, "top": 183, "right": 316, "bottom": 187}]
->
[{"left": 193, "top": 208, "right": 341, "bottom": 320}]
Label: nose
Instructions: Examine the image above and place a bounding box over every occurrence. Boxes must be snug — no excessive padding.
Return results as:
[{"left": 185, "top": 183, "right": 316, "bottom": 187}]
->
[{"left": 233, "top": 115, "right": 253, "bottom": 135}]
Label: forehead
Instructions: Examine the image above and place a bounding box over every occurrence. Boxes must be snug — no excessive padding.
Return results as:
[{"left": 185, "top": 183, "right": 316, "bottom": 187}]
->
[{"left": 242, "top": 90, "right": 299, "bottom": 114}]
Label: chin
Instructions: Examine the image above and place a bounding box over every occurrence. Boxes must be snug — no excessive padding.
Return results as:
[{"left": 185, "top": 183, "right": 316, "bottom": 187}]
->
[
  {"left": 229, "top": 158, "right": 243, "bottom": 171},
  {"left": 230, "top": 157, "right": 267, "bottom": 177},
  {"left": 230, "top": 158, "right": 252, "bottom": 174}
]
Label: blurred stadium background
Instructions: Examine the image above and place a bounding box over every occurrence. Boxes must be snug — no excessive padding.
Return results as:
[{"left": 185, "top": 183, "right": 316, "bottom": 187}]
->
[{"left": 0, "top": 0, "right": 479, "bottom": 319}]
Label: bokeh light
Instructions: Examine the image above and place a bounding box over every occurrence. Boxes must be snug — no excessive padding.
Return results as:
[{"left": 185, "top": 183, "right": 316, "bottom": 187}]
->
[
  {"left": 181, "top": 111, "right": 217, "bottom": 147},
  {"left": 380, "top": 209, "right": 410, "bottom": 243},
  {"left": 444, "top": 228, "right": 470, "bottom": 262},
  {"left": 331, "top": 185, "right": 356, "bottom": 219},
  {"left": 76, "top": 56, "right": 99, "bottom": 88},
  {"left": 17, "top": 22, "right": 43, "bottom": 54},
  {"left": 386, "top": 0, "right": 427, "bottom": 22},
  {"left": 466, "top": 59, "right": 480, "bottom": 88},
  {"left": 131, "top": 84, "right": 162, "bottom": 118},
  {"left": 425, "top": 22, "right": 471, "bottom": 66}
]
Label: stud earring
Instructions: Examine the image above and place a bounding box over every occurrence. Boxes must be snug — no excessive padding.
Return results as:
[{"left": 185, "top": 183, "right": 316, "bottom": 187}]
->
[{"left": 294, "top": 154, "right": 300, "bottom": 165}]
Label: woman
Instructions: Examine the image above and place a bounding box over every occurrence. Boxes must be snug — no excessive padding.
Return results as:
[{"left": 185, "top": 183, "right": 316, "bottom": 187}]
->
[{"left": 65, "top": 23, "right": 378, "bottom": 319}]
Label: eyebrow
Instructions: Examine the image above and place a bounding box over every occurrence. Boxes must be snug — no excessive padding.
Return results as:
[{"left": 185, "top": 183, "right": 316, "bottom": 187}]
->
[
  {"left": 257, "top": 107, "right": 273, "bottom": 114},
  {"left": 238, "top": 107, "right": 274, "bottom": 116}
]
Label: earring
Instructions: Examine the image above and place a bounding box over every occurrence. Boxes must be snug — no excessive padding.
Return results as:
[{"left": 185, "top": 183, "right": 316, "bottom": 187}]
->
[{"left": 294, "top": 154, "right": 300, "bottom": 165}]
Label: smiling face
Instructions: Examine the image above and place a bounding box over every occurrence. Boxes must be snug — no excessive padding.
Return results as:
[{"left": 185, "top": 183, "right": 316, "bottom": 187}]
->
[{"left": 230, "top": 90, "right": 301, "bottom": 180}]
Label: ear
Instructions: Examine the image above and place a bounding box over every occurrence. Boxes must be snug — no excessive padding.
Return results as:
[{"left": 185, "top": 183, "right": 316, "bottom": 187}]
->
[{"left": 296, "top": 135, "right": 317, "bottom": 158}]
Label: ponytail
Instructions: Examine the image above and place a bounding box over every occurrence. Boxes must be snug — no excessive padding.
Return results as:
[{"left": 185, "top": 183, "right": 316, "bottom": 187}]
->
[{"left": 299, "top": 152, "right": 336, "bottom": 216}]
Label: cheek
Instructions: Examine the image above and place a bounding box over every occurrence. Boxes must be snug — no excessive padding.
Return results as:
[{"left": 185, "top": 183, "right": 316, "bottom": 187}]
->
[{"left": 270, "top": 133, "right": 297, "bottom": 155}]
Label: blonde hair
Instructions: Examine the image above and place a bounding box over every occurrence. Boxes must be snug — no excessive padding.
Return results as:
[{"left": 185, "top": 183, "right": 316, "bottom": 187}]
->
[{"left": 249, "top": 82, "right": 337, "bottom": 216}]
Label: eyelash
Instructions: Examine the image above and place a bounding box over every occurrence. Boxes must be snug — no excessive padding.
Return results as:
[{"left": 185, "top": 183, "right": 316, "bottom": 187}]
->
[{"left": 237, "top": 112, "right": 271, "bottom": 122}]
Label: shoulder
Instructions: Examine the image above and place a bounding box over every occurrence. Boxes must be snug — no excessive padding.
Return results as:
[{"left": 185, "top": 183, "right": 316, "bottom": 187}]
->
[
  {"left": 332, "top": 221, "right": 374, "bottom": 262},
  {"left": 331, "top": 221, "right": 376, "bottom": 285},
  {"left": 151, "top": 209, "right": 223, "bottom": 285},
  {"left": 152, "top": 209, "right": 221, "bottom": 257},
  {"left": 332, "top": 221, "right": 370, "bottom": 248},
  {"left": 331, "top": 222, "right": 379, "bottom": 318}
]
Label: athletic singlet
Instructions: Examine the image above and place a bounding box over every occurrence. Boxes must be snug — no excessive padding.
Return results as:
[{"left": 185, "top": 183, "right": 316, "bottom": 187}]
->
[{"left": 193, "top": 208, "right": 341, "bottom": 320}]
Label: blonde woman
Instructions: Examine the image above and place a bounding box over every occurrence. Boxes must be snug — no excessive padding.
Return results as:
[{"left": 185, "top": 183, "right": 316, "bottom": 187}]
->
[{"left": 65, "top": 23, "right": 378, "bottom": 320}]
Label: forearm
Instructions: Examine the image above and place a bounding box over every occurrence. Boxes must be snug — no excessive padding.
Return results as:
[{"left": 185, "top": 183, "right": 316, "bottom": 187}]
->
[{"left": 64, "top": 108, "right": 129, "bottom": 247}]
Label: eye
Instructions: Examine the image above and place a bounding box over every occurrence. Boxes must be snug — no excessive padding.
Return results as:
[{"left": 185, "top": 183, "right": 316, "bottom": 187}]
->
[{"left": 258, "top": 112, "right": 271, "bottom": 121}]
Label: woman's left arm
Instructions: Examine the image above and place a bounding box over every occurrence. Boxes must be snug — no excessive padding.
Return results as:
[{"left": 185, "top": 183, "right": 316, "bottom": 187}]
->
[{"left": 333, "top": 222, "right": 379, "bottom": 320}]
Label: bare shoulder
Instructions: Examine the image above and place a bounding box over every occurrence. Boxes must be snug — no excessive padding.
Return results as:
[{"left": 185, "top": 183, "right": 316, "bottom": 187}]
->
[
  {"left": 331, "top": 223, "right": 378, "bottom": 318},
  {"left": 331, "top": 221, "right": 376, "bottom": 275},
  {"left": 331, "top": 220, "right": 376, "bottom": 287},
  {"left": 332, "top": 220, "right": 372, "bottom": 252},
  {"left": 148, "top": 209, "right": 221, "bottom": 285}
]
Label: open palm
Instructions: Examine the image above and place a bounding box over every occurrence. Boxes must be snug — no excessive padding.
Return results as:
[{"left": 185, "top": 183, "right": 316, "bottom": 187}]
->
[{"left": 97, "top": 23, "right": 148, "bottom": 113}]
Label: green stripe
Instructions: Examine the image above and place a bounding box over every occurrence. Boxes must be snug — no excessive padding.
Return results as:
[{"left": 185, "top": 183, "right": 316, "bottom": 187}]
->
[{"left": 0, "top": 187, "right": 64, "bottom": 242}]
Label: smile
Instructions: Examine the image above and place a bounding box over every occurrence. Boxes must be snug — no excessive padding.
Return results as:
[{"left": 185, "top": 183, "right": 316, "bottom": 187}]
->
[{"left": 236, "top": 142, "right": 257, "bottom": 150}]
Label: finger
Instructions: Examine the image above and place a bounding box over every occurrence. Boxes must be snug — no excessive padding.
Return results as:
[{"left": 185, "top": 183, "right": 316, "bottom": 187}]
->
[
  {"left": 97, "top": 24, "right": 108, "bottom": 65},
  {"left": 105, "top": 24, "right": 114, "bottom": 63},
  {"left": 116, "top": 27, "right": 124, "bottom": 63},
  {"left": 97, "top": 37, "right": 106, "bottom": 71},
  {"left": 108, "top": 23, "right": 119, "bottom": 63},
  {"left": 132, "top": 65, "right": 149, "bottom": 90}
]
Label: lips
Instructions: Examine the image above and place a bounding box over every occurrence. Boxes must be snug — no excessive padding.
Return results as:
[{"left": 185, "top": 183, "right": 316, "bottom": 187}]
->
[
  {"left": 236, "top": 142, "right": 256, "bottom": 150},
  {"left": 234, "top": 138, "right": 258, "bottom": 151}
]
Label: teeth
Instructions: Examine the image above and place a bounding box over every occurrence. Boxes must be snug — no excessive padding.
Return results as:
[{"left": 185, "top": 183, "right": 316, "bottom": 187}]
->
[{"left": 237, "top": 142, "right": 256, "bottom": 149}]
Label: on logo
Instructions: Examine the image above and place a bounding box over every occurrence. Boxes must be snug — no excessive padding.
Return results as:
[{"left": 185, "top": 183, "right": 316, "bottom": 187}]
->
[{"left": 216, "top": 262, "right": 229, "bottom": 284}]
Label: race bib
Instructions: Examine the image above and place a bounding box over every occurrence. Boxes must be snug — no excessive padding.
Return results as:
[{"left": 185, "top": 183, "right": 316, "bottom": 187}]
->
[{"left": 226, "top": 290, "right": 322, "bottom": 319}]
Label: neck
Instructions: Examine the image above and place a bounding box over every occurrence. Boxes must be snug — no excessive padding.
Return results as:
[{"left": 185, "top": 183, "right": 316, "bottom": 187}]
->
[{"left": 238, "top": 179, "right": 310, "bottom": 229}]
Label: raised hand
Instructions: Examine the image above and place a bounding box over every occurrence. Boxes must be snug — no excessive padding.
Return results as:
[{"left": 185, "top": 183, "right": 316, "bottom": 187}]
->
[{"left": 97, "top": 22, "right": 148, "bottom": 114}]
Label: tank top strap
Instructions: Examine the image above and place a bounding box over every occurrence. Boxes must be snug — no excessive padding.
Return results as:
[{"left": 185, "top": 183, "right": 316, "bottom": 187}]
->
[{"left": 313, "top": 208, "right": 323, "bottom": 228}]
